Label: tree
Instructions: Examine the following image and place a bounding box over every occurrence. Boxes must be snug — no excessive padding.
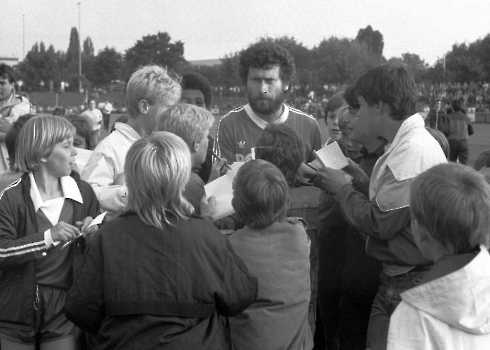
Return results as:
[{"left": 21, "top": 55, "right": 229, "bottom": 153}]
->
[
  {"left": 219, "top": 52, "right": 241, "bottom": 96},
  {"left": 66, "top": 27, "right": 80, "bottom": 68},
  {"left": 312, "top": 37, "right": 381, "bottom": 86},
  {"left": 89, "top": 47, "right": 123, "bottom": 87},
  {"left": 356, "top": 25, "right": 384, "bottom": 57},
  {"left": 125, "top": 32, "right": 186, "bottom": 77}
]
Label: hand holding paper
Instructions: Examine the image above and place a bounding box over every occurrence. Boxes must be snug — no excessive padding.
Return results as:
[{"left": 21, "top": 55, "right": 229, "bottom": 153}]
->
[
  {"left": 313, "top": 141, "right": 349, "bottom": 170},
  {"left": 204, "top": 172, "right": 235, "bottom": 221},
  {"left": 60, "top": 212, "right": 107, "bottom": 250}
]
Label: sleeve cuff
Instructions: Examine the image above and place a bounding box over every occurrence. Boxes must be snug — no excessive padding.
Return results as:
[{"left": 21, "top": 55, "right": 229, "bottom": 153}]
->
[{"left": 45, "top": 229, "right": 54, "bottom": 248}]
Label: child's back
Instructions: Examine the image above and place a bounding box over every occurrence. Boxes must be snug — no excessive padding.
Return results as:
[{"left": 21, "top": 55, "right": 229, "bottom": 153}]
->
[
  {"left": 229, "top": 217, "right": 313, "bottom": 350},
  {"left": 388, "top": 163, "right": 490, "bottom": 350}
]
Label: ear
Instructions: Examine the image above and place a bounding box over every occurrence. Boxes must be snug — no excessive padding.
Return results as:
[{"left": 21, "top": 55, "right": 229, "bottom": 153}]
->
[
  {"left": 192, "top": 140, "right": 200, "bottom": 153},
  {"left": 138, "top": 100, "right": 149, "bottom": 114},
  {"left": 284, "top": 82, "right": 290, "bottom": 92}
]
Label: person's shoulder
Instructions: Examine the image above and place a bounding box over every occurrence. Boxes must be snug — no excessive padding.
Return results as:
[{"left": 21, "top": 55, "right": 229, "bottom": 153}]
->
[
  {"left": 220, "top": 106, "right": 247, "bottom": 122},
  {"left": 287, "top": 105, "right": 317, "bottom": 121},
  {"left": 0, "top": 174, "right": 24, "bottom": 201}
]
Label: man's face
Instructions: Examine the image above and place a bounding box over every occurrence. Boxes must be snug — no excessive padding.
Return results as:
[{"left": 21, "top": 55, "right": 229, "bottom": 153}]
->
[
  {"left": 246, "top": 66, "right": 287, "bottom": 116},
  {"left": 348, "top": 96, "right": 381, "bottom": 145},
  {"left": 181, "top": 89, "right": 206, "bottom": 109},
  {"left": 88, "top": 100, "right": 96, "bottom": 110},
  {"left": 0, "top": 77, "right": 14, "bottom": 102}
]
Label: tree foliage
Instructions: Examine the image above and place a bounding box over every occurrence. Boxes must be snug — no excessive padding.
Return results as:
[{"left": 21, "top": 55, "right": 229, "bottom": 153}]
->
[
  {"left": 125, "top": 32, "right": 186, "bottom": 78},
  {"left": 356, "top": 25, "right": 384, "bottom": 57}
]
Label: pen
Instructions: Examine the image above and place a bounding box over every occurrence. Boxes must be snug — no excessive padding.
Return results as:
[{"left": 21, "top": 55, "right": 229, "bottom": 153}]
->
[{"left": 211, "top": 151, "right": 232, "bottom": 170}]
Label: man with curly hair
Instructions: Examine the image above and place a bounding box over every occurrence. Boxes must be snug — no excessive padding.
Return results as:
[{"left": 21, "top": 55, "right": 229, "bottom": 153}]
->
[{"left": 216, "top": 42, "right": 321, "bottom": 164}]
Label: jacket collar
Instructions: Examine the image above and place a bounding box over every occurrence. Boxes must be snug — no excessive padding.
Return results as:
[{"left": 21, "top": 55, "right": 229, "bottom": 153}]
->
[{"left": 29, "top": 173, "right": 83, "bottom": 212}]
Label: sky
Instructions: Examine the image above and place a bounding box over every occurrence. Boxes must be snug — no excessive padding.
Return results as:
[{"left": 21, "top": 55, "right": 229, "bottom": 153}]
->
[{"left": 1, "top": 0, "right": 490, "bottom": 66}]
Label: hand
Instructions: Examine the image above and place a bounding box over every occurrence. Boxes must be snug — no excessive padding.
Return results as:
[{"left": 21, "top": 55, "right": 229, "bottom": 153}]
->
[
  {"left": 75, "top": 216, "right": 99, "bottom": 238},
  {"left": 317, "top": 167, "right": 350, "bottom": 195},
  {"left": 51, "top": 221, "right": 80, "bottom": 242},
  {"left": 200, "top": 195, "right": 216, "bottom": 220},
  {"left": 298, "top": 162, "right": 316, "bottom": 179},
  {"left": 342, "top": 158, "right": 369, "bottom": 184},
  {"left": 208, "top": 158, "right": 229, "bottom": 183}
]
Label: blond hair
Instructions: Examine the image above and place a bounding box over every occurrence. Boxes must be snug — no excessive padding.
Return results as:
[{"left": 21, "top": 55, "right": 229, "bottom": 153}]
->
[
  {"left": 15, "top": 115, "right": 75, "bottom": 172},
  {"left": 124, "top": 132, "right": 192, "bottom": 229},
  {"left": 125, "top": 65, "right": 182, "bottom": 117},
  {"left": 155, "top": 103, "right": 213, "bottom": 148}
]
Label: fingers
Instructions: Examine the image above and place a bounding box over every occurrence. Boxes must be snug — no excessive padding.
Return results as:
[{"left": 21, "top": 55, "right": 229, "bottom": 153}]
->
[
  {"left": 51, "top": 221, "right": 81, "bottom": 242},
  {"left": 200, "top": 195, "right": 216, "bottom": 218}
]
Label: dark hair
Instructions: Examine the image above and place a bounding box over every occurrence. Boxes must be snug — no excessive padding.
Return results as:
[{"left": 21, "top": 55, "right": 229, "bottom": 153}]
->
[
  {"left": 474, "top": 150, "right": 490, "bottom": 171},
  {"left": 232, "top": 159, "right": 289, "bottom": 229},
  {"left": 5, "top": 114, "right": 36, "bottom": 169},
  {"left": 343, "top": 86, "right": 360, "bottom": 110},
  {"left": 0, "top": 64, "right": 16, "bottom": 84},
  {"left": 451, "top": 98, "right": 463, "bottom": 112},
  {"left": 239, "top": 42, "right": 296, "bottom": 85},
  {"left": 410, "top": 163, "right": 490, "bottom": 254},
  {"left": 355, "top": 65, "right": 418, "bottom": 120},
  {"left": 255, "top": 124, "right": 304, "bottom": 187},
  {"left": 181, "top": 72, "right": 213, "bottom": 109},
  {"left": 64, "top": 114, "right": 93, "bottom": 150},
  {"left": 324, "top": 92, "right": 345, "bottom": 123}
]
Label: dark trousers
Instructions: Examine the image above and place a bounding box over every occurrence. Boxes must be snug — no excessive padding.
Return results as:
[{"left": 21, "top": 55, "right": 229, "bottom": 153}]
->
[
  {"left": 102, "top": 113, "right": 111, "bottom": 131},
  {"left": 448, "top": 139, "right": 469, "bottom": 164}
]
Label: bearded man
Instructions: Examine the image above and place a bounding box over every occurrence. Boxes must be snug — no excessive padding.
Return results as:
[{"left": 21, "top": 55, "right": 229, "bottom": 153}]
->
[{"left": 216, "top": 42, "right": 321, "bottom": 163}]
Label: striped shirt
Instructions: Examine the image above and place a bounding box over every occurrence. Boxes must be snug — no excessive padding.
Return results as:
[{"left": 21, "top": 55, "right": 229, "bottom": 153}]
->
[{"left": 216, "top": 104, "right": 321, "bottom": 163}]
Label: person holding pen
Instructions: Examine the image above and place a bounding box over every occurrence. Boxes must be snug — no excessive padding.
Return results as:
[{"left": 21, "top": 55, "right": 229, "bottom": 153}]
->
[{"left": 0, "top": 115, "right": 100, "bottom": 350}]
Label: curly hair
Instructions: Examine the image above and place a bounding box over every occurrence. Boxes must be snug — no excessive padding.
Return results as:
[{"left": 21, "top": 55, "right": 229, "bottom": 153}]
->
[
  {"left": 181, "top": 72, "right": 213, "bottom": 109},
  {"left": 239, "top": 42, "right": 296, "bottom": 85}
]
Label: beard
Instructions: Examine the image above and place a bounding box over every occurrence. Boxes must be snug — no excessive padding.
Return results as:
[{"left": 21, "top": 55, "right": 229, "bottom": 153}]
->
[{"left": 248, "top": 91, "right": 285, "bottom": 116}]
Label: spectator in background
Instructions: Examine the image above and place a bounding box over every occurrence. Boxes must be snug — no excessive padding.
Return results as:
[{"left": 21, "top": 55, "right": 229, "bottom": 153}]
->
[
  {"left": 0, "top": 64, "right": 32, "bottom": 174},
  {"left": 64, "top": 114, "right": 94, "bottom": 150},
  {"left": 180, "top": 72, "right": 215, "bottom": 183},
  {"left": 425, "top": 100, "right": 449, "bottom": 137},
  {"left": 82, "top": 65, "right": 181, "bottom": 220},
  {"left": 324, "top": 92, "right": 344, "bottom": 145},
  {"left": 101, "top": 101, "right": 113, "bottom": 131},
  {"left": 0, "top": 114, "right": 35, "bottom": 191},
  {"left": 216, "top": 42, "right": 321, "bottom": 164},
  {"left": 446, "top": 98, "right": 474, "bottom": 164},
  {"left": 81, "top": 99, "right": 103, "bottom": 147}
]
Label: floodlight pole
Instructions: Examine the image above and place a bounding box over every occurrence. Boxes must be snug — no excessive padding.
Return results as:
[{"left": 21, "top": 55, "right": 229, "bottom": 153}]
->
[
  {"left": 22, "top": 14, "right": 25, "bottom": 60},
  {"left": 78, "top": 2, "right": 82, "bottom": 93}
]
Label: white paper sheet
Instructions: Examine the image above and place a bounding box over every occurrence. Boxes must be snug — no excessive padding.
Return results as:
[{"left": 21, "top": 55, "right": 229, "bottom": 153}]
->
[
  {"left": 204, "top": 172, "right": 235, "bottom": 220},
  {"left": 313, "top": 141, "right": 348, "bottom": 170}
]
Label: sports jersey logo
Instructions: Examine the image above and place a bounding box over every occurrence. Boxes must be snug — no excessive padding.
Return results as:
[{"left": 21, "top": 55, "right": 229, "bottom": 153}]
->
[{"left": 237, "top": 141, "right": 246, "bottom": 148}]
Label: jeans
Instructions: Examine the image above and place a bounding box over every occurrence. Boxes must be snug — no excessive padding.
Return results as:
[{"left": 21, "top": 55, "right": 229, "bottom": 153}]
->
[{"left": 366, "top": 270, "right": 426, "bottom": 350}]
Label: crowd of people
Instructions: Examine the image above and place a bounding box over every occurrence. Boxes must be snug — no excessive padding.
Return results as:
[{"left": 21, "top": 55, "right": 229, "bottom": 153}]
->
[{"left": 0, "top": 41, "right": 490, "bottom": 350}]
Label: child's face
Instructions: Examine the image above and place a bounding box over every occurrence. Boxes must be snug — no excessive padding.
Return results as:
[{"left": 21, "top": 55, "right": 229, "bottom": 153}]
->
[
  {"left": 326, "top": 107, "right": 341, "bottom": 140},
  {"left": 341, "top": 129, "right": 362, "bottom": 160},
  {"left": 73, "top": 132, "right": 88, "bottom": 150}
]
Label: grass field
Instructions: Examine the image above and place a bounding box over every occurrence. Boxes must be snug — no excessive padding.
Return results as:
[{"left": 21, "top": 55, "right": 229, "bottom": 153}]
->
[{"left": 101, "top": 113, "right": 490, "bottom": 168}]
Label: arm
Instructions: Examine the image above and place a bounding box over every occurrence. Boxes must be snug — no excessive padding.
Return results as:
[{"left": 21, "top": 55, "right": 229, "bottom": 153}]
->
[
  {"left": 335, "top": 184, "right": 411, "bottom": 241},
  {"left": 82, "top": 151, "right": 127, "bottom": 216},
  {"left": 307, "top": 121, "right": 322, "bottom": 163},
  {"left": 66, "top": 237, "right": 105, "bottom": 334},
  {"left": 216, "top": 117, "right": 236, "bottom": 164},
  {"left": 214, "top": 238, "right": 258, "bottom": 317},
  {"left": 0, "top": 191, "right": 47, "bottom": 268}
]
